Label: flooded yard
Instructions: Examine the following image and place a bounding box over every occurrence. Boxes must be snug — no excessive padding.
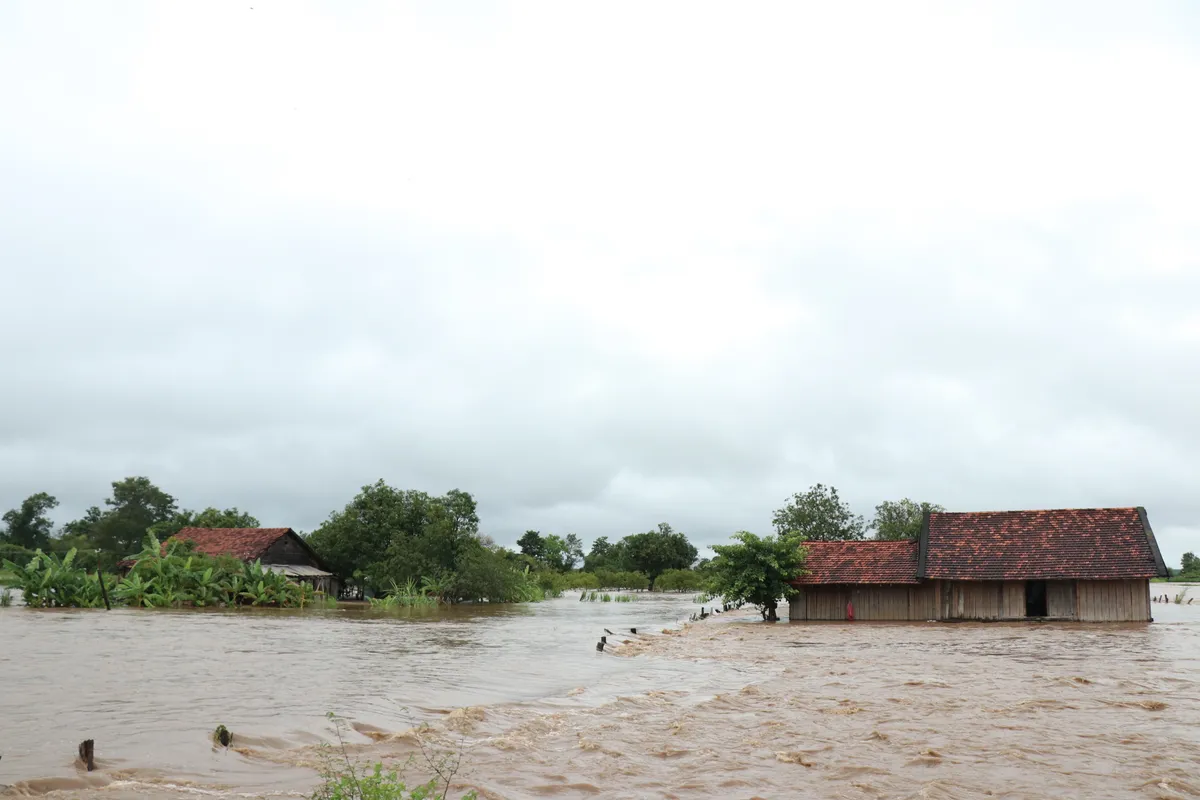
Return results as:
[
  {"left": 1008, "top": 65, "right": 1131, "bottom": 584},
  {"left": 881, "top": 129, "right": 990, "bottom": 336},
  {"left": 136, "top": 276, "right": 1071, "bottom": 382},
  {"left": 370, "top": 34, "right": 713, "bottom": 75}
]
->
[{"left": 2, "top": 596, "right": 1198, "bottom": 798}]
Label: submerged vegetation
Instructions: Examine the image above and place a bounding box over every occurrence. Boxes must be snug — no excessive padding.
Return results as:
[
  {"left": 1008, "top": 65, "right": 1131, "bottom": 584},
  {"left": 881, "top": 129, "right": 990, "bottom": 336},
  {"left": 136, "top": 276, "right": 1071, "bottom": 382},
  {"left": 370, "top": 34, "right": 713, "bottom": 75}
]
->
[
  {"left": 1, "top": 534, "right": 322, "bottom": 609},
  {"left": 313, "top": 713, "right": 476, "bottom": 800},
  {"left": 579, "top": 591, "right": 636, "bottom": 603}
]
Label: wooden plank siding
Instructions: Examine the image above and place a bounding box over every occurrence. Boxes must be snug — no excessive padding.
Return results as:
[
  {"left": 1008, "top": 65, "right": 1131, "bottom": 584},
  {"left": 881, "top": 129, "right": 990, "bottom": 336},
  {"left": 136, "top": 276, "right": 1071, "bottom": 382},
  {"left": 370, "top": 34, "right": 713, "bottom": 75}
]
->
[
  {"left": 789, "top": 584, "right": 939, "bottom": 621},
  {"left": 1002, "top": 582, "right": 1025, "bottom": 618},
  {"left": 1076, "top": 579, "right": 1150, "bottom": 622},
  {"left": 790, "top": 578, "right": 1151, "bottom": 622},
  {"left": 1047, "top": 581, "right": 1076, "bottom": 618}
]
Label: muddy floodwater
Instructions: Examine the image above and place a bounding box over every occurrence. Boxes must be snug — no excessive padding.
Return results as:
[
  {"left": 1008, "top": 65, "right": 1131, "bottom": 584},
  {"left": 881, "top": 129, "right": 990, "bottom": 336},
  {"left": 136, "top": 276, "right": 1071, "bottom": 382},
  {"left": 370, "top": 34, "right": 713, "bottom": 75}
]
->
[{"left": 2, "top": 595, "right": 1199, "bottom": 799}]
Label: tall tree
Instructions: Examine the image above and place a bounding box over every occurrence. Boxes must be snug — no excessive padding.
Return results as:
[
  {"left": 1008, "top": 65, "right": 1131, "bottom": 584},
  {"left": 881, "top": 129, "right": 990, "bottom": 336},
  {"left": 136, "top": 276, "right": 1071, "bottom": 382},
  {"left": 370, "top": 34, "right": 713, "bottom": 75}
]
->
[
  {"left": 562, "top": 533, "right": 584, "bottom": 571},
  {"left": 870, "top": 499, "right": 945, "bottom": 541},
  {"left": 620, "top": 523, "right": 698, "bottom": 589},
  {"left": 1181, "top": 552, "right": 1200, "bottom": 579},
  {"left": 517, "top": 531, "right": 546, "bottom": 560},
  {"left": 306, "top": 481, "right": 487, "bottom": 597},
  {"left": 583, "top": 536, "right": 611, "bottom": 572},
  {"left": 772, "top": 484, "right": 866, "bottom": 541},
  {"left": 709, "top": 532, "right": 807, "bottom": 622},
  {"left": 1, "top": 492, "right": 59, "bottom": 550},
  {"left": 91, "top": 478, "right": 179, "bottom": 560},
  {"left": 149, "top": 507, "right": 261, "bottom": 540}
]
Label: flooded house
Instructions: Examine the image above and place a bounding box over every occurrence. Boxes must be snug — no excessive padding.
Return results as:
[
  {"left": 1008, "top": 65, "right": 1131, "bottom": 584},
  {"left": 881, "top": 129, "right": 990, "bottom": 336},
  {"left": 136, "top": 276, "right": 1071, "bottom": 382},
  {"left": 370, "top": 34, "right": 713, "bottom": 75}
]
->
[
  {"left": 788, "top": 507, "right": 1168, "bottom": 622},
  {"left": 170, "top": 527, "right": 340, "bottom": 598}
]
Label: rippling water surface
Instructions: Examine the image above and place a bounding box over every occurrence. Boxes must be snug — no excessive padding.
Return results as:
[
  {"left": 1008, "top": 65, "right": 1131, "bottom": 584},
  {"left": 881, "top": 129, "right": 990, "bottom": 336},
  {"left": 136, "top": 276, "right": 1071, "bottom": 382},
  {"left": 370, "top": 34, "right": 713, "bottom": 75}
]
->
[{"left": 2, "top": 595, "right": 1199, "bottom": 799}]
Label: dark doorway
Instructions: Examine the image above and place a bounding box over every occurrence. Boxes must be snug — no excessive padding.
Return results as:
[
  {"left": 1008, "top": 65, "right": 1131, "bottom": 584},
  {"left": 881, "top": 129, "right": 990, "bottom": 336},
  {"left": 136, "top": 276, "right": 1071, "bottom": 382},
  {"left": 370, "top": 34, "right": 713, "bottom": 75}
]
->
[{"left": 1025, "top": 581, "right": 1047, "bottom": 617}]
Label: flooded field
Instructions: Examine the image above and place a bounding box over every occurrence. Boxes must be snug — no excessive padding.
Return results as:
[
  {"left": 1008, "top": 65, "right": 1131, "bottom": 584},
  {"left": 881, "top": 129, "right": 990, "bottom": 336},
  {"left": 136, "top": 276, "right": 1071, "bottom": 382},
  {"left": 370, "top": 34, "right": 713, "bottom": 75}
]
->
[{"left": 2, "top": 595, "right": 1199, "bottom": 799}]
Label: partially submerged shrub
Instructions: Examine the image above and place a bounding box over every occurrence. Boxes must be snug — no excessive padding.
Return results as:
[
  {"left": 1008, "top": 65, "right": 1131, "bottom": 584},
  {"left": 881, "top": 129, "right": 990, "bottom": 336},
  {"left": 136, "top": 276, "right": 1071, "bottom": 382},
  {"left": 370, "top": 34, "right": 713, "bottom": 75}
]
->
[{"left": 312, "top": 713, "right": 477, "bottom": 800}]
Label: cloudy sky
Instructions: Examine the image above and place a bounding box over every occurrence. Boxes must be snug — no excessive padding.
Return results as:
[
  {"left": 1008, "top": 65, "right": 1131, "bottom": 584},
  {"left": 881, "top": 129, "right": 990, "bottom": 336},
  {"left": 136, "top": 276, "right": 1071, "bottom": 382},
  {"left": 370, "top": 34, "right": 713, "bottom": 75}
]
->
[{"left": 2, "top": 1, "right": 1198, "bottom": 564}]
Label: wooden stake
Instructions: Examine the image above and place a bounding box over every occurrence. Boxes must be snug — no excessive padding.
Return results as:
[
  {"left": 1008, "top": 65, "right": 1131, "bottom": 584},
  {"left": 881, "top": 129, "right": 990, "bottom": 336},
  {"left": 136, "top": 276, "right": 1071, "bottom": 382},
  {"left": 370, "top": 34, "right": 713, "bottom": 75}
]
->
[
  {"left": 78, "top": 740, "right": 95, "bottom": 771},
  {"left": 96, "top": 566, "right": 111, "bottom": 611}
]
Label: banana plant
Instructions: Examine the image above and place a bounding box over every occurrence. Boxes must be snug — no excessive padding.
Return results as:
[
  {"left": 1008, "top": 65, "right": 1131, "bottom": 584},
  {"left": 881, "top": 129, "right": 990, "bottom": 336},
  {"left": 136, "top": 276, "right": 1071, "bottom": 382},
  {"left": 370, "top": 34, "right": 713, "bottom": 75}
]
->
[
  {"left": 115, "top": 573, "right": 157, "bottom": 607},
  {"left": 240, "top": 580, "right": 272, "bottom": 606},
  {"left": 421, "top": 572, "right": 454, "bottom": 603}
]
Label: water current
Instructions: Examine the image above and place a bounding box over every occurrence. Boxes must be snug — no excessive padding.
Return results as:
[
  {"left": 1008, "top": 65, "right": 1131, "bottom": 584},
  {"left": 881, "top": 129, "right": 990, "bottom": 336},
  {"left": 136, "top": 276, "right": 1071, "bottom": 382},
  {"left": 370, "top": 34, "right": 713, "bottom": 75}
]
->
[{"left": 2, "top": 593, "right": 1199, "bottom": 799}]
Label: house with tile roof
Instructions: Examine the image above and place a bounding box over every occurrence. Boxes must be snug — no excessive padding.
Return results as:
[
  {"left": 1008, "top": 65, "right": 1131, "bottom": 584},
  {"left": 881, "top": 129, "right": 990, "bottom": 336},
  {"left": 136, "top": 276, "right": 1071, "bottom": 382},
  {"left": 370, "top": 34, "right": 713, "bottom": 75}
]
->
[
  {"left": 172, "top": 527, "right": 340, "bottom": 598},
  {"left": 788, "top": 507, "right": 1168, "bottom": 622}
]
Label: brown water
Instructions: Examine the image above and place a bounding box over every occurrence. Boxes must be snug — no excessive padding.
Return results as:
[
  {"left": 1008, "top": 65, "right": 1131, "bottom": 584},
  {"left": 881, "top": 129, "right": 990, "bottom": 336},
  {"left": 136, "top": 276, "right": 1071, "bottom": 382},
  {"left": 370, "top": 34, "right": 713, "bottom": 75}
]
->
[{"left": 2, "top": 596, "right": 1199, "bottom": 799}]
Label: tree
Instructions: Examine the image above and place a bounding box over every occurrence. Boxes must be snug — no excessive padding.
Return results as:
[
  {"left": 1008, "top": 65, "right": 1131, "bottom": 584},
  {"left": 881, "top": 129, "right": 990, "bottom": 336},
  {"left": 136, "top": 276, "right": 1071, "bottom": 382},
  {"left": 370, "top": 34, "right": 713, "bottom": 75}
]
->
[
  {"left": 60, "top": 505, "right": 103, "bottom": 541},
  {"left": 772, "top": 484, "right": 865, "bottom": 541},
  {"left": 655, "top": 568, "right": 702, "bottom": 592},
  {"left": 517, "top": 531, "right": 546, "bottom": 560},
  {"left": 150, "top": 507, "right": 261, "bottom": 540},
  {"left": 514, "top": 531, "right": 584, "bottom": 572},
  {"left": 709, "top": 532, "right": 807, "bottom": 621},
  {"left": 1, "top": 492, "right": 59, "bottom": 550},
  {"left": 619, "top": 523, "right": 698, "bottom": 589},
  {"left": 583, "top": 536, "right": 619, "bottom": 572},
  {"left": 870, "top": 499, "right": 945, "bottom": 541},
  {"left": 306, "top": 481, "right": 493, "bottom": 598},
  {"left": 1181, "top": 552, "right": 1200, "bottom": 580},
  {"left": 65, "top": 478, "right": 179, "bottom": 563},
  {"left": 562, "top": 534, "right": 584, "bottom": 571}
]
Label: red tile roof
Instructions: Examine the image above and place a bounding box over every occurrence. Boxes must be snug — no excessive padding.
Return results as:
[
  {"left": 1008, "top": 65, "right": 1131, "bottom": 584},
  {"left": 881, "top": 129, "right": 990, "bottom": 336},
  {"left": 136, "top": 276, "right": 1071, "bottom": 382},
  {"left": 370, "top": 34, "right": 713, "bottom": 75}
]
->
[
  {"left": 921, "top": 508, "right": 1166, "bottom": 581},
  {"left": 171, "top": 527, "right": 294, "bottom": 561},
  {"left": 793, "top": 540, "right": 920, "bottom": 584}
]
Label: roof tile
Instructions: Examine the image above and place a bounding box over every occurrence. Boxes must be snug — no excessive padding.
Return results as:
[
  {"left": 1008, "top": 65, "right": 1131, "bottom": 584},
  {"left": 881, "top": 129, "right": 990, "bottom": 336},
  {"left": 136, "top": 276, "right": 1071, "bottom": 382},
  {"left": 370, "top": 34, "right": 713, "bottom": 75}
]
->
[
  {"left": 793, "top": 540, "right": 920, "bottom": 584},
  {"left": 923, "top": 508, "right": 1159, "bottom": 580},
  {"left": 171, "top": 527, "right": 293, "bottom": 561}
]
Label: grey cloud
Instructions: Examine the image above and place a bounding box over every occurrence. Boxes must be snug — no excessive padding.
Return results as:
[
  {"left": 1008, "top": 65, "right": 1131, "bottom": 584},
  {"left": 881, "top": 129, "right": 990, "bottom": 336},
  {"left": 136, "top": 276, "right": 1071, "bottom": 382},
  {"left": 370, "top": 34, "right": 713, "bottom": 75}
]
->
[{"left": 1, "top": 2, "right": 1198, "bottom": 568}]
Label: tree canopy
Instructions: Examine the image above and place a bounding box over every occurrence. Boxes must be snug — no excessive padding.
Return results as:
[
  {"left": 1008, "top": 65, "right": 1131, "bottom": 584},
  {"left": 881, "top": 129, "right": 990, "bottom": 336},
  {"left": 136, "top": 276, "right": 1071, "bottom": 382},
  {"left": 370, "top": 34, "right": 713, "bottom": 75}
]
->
[
  {"left": 708, "top": 532, "right": 807, "bottom": 621},
  {"left": 1180, "top": 552, "right": 1200, "bottom": 580},
  {"left": 583, "top": 536, "right": 619, "bottom": 572},
  {"left": 620, "top": 523, "right": 698, "bottom": 587},
  {"left": 870, "top": 499, "right": 945, "bottom": 541},
  {"left": 772, "top": 484, "right": 866, "bottom": 541},
  {"left": 305, "top": 481, "right": 540, "bottom": 601},
  {"left": 516, "top": 531, "right": 584, "bottom": 572},
  {"left": 51, "top": 477, "right": 181, "bottom": 566},
  {"left": 150, "top": 507, "right": 262, "bottom": 540},
  {"left": 1, "top": 492, "right": 59, "bottom": 551}
]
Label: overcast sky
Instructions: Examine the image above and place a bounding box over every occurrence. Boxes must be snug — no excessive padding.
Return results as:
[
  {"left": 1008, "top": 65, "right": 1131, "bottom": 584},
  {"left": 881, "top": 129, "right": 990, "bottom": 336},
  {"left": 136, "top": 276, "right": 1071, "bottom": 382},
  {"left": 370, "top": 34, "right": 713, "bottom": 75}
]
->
[{"left": 2, "top": 1, "right": 1198, "bottom": 564}]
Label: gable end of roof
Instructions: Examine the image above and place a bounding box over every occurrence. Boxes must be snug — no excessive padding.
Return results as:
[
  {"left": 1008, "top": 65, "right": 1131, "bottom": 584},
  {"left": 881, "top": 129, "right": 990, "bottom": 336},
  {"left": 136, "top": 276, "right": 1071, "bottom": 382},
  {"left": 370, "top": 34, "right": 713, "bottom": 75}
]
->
[{"left": 1137, "top": 506, "right": 1169, "bottom": 578}]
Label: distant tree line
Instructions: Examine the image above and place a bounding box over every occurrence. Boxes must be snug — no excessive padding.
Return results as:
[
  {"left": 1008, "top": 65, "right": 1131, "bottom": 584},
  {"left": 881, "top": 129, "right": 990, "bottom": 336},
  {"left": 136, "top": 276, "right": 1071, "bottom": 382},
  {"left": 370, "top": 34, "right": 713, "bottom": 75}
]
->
[
  {"left": 1176, "top": 552, "right": 1200, "bottom": 581},
  {"left": 0, "top": 477, "right": 259, "bottom": 572},
  {"left": 26, "top": 479, "right": 1195, "bottom": 617}
]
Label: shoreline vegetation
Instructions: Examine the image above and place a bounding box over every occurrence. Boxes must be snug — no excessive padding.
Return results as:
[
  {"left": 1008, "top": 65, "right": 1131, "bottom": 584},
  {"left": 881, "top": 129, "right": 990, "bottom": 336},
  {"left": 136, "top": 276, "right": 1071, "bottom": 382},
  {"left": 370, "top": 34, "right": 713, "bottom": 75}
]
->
[
  {"left": 3, "top": 477, "right": 1198, "bottom": 614},
  {"left": 2, "top": 534, "right": 325, "bottom": 609}
]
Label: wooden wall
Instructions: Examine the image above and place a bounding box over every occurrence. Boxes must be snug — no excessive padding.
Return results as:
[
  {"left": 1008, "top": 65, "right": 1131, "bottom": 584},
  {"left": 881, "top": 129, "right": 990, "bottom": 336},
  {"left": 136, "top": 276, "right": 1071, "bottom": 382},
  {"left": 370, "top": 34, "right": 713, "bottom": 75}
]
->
[
  {"left": 1077, "top": 579, "right": 1150, "bottom": 622},
  {"left": 791, "top": 579, "right": 1151, "bottom": 622},
  {"left": 790, "top": 583, "right": 938, "bottom": 621},
  {"left": 263, "top": 533, "right": 318, "bottom": 567},
  {"left": 1047, "top": 581, "right": 1076, "bottom": 618},
  {"left": 941, "top": 581, "right": 1017, "bottom": 620}
]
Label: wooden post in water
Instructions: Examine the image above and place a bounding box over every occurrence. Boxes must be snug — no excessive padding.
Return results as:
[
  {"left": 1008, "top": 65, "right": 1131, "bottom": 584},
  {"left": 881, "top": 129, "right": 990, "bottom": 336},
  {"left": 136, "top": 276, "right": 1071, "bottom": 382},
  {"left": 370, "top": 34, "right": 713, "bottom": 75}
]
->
[
  {"left": 78, "top": 740, "right": 95, "bottom": 771},
  {"left": 96, "top": 565, "right": 111, "bottom": 611}
]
